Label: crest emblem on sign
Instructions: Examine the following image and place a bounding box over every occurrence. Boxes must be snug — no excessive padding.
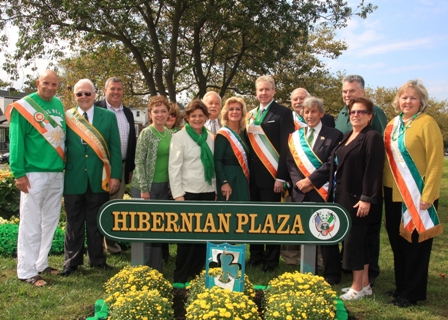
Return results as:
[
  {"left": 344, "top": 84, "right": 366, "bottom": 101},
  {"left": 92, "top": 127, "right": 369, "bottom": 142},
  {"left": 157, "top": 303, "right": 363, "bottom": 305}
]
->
[{"left": 309, "top": 209, "right": 340, "bottom": 240}]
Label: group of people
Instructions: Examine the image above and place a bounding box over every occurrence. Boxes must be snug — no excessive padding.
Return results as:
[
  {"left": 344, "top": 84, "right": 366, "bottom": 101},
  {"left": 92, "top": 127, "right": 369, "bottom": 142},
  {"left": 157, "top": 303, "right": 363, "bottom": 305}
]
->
[{"left": 8, "top": 71, "right": 443, "bottom": 309}]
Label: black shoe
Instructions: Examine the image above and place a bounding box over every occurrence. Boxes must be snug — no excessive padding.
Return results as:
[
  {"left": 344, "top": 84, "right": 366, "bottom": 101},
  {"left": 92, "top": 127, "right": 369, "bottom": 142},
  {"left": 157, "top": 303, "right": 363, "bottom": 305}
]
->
[
  {"left": 91, "top": 263, "right": 113, "bottom": 270},
  {"left": 60, "top": 266, "right": 78, "bottom": 277},
  {"left": 389, "top": 297, "right": 417, "bottom": 308},
  {"left": 324, "top": 277, "right": 340, "bottom": 285},
  {"left": 262, "top": 263, "right": 276, "bottom": 273}
]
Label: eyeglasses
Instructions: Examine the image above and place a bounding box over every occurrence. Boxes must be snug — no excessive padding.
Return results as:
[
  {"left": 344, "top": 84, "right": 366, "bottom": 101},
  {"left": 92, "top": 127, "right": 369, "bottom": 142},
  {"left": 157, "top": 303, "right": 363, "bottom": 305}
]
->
[
  {"left": 75, "top": 92, "right": 92, "bottom": 97},
  {"left": 169, "top": 113, "right": 176, "bottom": 118},
  {"left": 349, "top": 110, "right": 369, "bottom": 116}
]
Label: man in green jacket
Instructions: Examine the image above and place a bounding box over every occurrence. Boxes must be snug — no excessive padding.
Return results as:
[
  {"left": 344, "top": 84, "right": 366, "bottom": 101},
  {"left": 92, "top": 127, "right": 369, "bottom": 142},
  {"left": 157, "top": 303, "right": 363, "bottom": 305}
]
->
[
  {"left": 8, "top": 70, "right": 65, "bottom": 287},
  {"left": 61, "top": 79, "right": 122, "bottom": 276},
  {"left": 335, "top": 75, "right": 387, "bottom": 136}
]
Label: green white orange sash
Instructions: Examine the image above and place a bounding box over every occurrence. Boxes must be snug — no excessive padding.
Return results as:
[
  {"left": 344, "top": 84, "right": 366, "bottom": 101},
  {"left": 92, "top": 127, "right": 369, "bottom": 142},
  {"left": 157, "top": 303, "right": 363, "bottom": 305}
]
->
[
  {"left": 288, "top": 129, "right": 328, "bottom": 201},
  {"left": 66, "top": 108, "right": 111, "bottom": 192},
  {"left": 6, "top": 96, "right": 65, "bottom": 161},
  {"left": 217, "top": 127, "right": 249, "bottom": 180},
  {"left": 384, "top": 116, "right": 442, "bottom": 242},
  {"left": 293, "top": 111, "right": 307, "bottom": 131},
  {"left": 246, "top": 107, "right": 279, "bottom": 179}
]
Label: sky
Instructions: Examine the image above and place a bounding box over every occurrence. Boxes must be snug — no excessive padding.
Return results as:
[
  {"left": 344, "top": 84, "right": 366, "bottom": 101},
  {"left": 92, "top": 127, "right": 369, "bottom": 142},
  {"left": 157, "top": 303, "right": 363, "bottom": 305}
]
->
[
  {"left": 0, "top": 0, "right": 448, "bottom": 101},
  {"left": 322, "top": 0, "right": 448, "bottom": 101}
]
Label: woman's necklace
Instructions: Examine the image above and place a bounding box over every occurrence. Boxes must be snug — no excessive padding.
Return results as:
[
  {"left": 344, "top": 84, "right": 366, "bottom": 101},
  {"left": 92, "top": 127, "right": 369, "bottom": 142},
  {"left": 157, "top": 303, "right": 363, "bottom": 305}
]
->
[
  {"left": 392, "top": 112, "right": 420, "bottom": 141},
  {"left": 151, "top": 124, "right": 167, "bottom": 138}
]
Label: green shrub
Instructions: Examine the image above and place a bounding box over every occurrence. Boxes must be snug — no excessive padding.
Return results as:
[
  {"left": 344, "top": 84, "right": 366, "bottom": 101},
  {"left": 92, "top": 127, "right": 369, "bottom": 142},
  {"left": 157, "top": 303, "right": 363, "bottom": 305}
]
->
[
  {"left": 0, "top": 223, "right": 65, "bottom": 256},
  {"left": 0, "top": 171, "right": 20, "bottom": 220}
]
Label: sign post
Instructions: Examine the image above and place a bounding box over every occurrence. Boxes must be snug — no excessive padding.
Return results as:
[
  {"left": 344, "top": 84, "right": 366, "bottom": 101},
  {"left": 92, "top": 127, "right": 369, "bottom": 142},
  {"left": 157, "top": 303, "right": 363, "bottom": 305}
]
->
[{"left": 98, "top": 200, "right": 351, "bottom": 274}]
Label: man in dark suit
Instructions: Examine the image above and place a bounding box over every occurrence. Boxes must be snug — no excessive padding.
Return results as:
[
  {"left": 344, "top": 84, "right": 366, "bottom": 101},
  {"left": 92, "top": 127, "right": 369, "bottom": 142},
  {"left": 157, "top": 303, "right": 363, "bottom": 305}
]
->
[
  {"left": 286, "top": 97, "right": 343, "bottom": 283},
  {"left": 61, "top": 79, "right": 122, "bottom": 276},
  {"left": 246, "top": 75, "right": 295, "bottom": 272},
  {"left": 95, "top": 77, "right": 136, "bottom": 254},
  {"left": 287, "top": 96, "right": 342, "bottom": 202}
]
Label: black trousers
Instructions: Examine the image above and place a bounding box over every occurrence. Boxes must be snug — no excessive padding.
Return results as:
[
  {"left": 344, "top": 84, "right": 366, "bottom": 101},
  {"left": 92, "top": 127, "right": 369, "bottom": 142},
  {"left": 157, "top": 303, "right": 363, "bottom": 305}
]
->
[
  {"left": 173, "top": 192, "right": 215, "bottom": 283},
  {"left": 321, "top": 244, "right": 342, "bottom": 283},
  {"left": 249, "top": 185, "right": 281, "bottom": 267},
  {"left": 384, "top": 187, "right": 436, "bottom": 301},
  {"left": 63, "top": 183, "right": 109, "bottom": 267}
]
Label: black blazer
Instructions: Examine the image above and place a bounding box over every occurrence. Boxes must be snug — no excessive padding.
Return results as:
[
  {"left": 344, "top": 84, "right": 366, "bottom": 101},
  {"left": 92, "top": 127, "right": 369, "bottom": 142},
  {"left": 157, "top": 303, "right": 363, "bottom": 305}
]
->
[
  {"left": 329, "top": 126, "right": 384, "bottom": 225},
  {"left": 322, "top": 114, "right": 335, "bottom": 128},
  {"left": 95, "top": 100, "right": 136, "bottom": 184},
  {"left": 287, "top": 124, "right": 343, "bottom": 203},
  {"left": 248, "top": 101, "right": 295, "bottom": 188}
]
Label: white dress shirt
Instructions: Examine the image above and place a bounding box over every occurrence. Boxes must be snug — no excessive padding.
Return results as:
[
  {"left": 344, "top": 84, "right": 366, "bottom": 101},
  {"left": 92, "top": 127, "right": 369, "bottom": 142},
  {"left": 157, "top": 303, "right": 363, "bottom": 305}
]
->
[{"left": 169, "top": 129, "right": 216, "bottom": 198}]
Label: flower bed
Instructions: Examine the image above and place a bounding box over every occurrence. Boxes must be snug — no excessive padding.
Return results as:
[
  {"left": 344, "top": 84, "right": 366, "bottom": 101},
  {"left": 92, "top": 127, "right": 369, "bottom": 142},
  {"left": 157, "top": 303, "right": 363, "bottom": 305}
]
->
[{"left": 98, "top": 266, "right": 347, "bottom": 320}]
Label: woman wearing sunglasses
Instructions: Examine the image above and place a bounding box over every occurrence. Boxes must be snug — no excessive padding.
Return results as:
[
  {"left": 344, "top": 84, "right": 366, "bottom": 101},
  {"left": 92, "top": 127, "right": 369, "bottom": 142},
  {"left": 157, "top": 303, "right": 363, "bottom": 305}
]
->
[
  {"left": 166, "top": 102, "right": 183, "bottom": 133},
  {"left": 329, "top": 97, "right": 384, "bottom": 300}
]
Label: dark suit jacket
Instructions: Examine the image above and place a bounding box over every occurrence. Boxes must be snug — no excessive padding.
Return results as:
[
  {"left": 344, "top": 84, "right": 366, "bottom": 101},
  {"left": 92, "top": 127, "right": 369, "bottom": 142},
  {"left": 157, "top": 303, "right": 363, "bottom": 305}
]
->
[
  {"left": 64, "top": 106, "right": 123, "bottom": 194},
  {"left": 95, "top": 100, "right": 136, "bottom": 183},
  {"left": 287, "top": 124, "right": 343, "bottom": 202},
  {"left": 329, "top": 126, "right": 384, "bottom": 225},
  {"left": 321, "top": 114, "right": 335, "bottom": 128},
  {"left": 248, "top": 101, "right": 295, "bottom": 189}
]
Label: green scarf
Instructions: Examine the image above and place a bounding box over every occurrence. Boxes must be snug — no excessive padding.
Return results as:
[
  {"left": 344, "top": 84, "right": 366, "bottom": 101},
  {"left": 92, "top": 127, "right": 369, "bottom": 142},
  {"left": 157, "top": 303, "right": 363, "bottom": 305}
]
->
[{"left": 185, "top": 123, "right": 215, "bottom": 185}]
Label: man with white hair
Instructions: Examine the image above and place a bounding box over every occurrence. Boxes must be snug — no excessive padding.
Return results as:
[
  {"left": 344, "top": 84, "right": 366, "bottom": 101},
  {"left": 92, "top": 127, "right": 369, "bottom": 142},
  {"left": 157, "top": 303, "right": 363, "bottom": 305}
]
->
[
  {"left": 61, "top": 79, "right": 122, "bottom": 276},
  {"left": 291, "top": 88, "right": 335, "bottom": 130},
  {"left": 203, "top": 91, "right": 222, "bottom": 134},
  {"left": 246, "top": 75, "right": 294, "bottom": 272}
]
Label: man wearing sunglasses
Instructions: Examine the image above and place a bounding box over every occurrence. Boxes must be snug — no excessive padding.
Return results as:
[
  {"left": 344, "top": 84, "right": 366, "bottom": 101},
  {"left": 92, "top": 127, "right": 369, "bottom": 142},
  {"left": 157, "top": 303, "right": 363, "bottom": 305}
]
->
[
  {"left": 8, "top": 70, "right": 65, "bottom": 287},
  {"left": 95, "top": 77, "right": 136, "bottom": 255},
  {"left": 61, "top": 79, "right": 122, "bottom": 276},
  {"left": 333, "top": 74, "right": 387, "bottom": 287}
]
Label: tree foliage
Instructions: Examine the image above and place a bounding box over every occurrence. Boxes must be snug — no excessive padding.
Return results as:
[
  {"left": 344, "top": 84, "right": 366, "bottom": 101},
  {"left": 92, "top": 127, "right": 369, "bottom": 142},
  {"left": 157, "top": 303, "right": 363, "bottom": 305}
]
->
[
  {"left": 56, "top": 42, "right": 147, "bottom": 110},
  {"left": 0, "top": 0, "right": 376, "bottom": 101}
]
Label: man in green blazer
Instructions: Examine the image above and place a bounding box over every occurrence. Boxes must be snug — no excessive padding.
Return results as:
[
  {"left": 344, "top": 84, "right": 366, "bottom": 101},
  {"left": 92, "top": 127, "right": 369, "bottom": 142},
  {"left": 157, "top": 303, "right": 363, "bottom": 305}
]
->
[{"left": 61, "top": 79, "right": 122, "bottom": 276}]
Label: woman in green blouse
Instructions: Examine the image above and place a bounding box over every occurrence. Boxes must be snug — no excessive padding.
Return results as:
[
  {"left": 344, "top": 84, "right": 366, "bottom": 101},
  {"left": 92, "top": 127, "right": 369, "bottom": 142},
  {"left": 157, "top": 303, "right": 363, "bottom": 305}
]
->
[
  {"left": 214, "top": 97, "right": 250, "bottom": 201},
  {"left": 132, "top": 95, "right": 172, "bottom": 271}
]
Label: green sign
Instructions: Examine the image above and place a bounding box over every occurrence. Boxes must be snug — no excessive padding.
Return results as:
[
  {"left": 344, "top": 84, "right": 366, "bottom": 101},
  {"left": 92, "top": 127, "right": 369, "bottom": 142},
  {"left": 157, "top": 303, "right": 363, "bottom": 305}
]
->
[{"left": 98, "top": 200, "right": 351, "bottom": 245}]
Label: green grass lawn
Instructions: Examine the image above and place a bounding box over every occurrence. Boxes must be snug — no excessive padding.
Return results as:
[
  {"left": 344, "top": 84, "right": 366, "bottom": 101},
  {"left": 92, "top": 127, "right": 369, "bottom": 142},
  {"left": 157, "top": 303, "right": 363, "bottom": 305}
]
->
[{"left": 1, "top": 161, "right": 448, "bottom": 319}]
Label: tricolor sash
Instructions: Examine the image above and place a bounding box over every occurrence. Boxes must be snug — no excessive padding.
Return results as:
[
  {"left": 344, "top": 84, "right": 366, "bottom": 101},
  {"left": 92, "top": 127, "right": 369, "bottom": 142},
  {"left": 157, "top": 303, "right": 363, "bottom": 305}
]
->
[
  {"left": 384, "top": 116, "right": 442, "bottom": 242},
  {"left": 293, "top": 111, "right": 307, "bottom": 131},
  {"left": 246, "top": 106, "right": 279, "bottom": 179},
  {"left": 66, "top": 108, "right": 111, "bottom": 192},
  {"left": 217, "top": 127, "right": 249, "bottom": 180},
  {"left": 6, "top": 96, "right": 65, "bottom": 161},
  {"left": 288, "top": 129, "right": 329, "bottom": 201}
]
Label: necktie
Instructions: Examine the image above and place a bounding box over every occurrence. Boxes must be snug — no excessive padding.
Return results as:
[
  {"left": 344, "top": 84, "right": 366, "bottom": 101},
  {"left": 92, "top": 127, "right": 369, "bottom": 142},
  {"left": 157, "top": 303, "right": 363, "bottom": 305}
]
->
[
  {"left": 82, "top": 112, "right": 89, "bottom": 147},
  {"left": 211, "top": 120, "right": 218, "bottom": 135},
  {"left": 307, "top": 128, "right": 315, "bottom": 146}
]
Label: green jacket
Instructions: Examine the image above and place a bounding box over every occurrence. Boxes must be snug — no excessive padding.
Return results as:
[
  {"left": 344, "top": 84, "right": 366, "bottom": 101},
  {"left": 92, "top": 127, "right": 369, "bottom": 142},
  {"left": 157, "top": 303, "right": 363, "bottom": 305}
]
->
[
  {"left": 64, "top": 106, "right": 122, "bottom": 194},
  {"left": 335, "top": 105, "right": 387, "bottom": 136},
  {"left": 9, "top": 92, "right": 65, "bottom": 178}
]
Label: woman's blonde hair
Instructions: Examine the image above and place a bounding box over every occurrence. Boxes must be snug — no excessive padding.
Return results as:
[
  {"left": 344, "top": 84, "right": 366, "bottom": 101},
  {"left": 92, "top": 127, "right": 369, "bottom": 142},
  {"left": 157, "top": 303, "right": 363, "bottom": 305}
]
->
[
  {"left": 392, "top": 79, "right": 429, "bottom": 113},
  {"left": 220, "top": 97, "right": 247, "bottom": 129}
]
